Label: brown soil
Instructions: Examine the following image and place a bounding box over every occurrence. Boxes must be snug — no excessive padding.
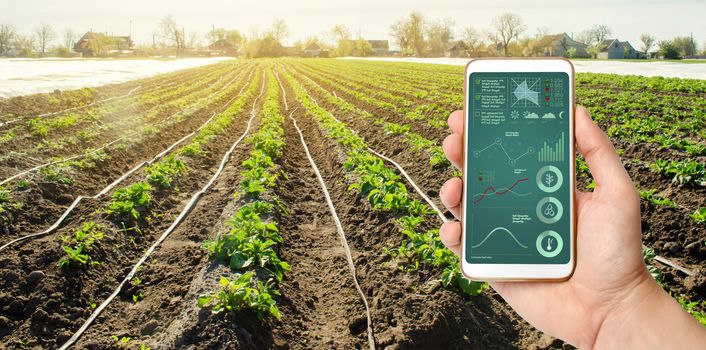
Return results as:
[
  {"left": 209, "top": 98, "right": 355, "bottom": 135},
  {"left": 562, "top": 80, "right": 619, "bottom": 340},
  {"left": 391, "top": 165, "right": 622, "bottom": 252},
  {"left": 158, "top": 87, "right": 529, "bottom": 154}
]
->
[{"left": 0, "top": 69, "right": 264, "bottom": 349}]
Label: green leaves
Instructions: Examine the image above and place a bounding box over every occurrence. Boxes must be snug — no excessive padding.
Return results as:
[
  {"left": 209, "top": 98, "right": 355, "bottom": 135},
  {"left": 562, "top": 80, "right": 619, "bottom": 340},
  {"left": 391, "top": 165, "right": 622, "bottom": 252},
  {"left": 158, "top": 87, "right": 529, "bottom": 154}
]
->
[
  {"left": 106, "top": 181, "right": 152, "bottom": 221},
  {"left": 197, "top": 273, "right": 281, "bottom": 320},
  {"left": 651, "top": 159, "right": 706, "bottom": 187},
  {"left": 58, "top": 221, "right": 105, "bottom": 268},
  {"left": 146, "top": 154, "right": 187, "bottom": 189}
]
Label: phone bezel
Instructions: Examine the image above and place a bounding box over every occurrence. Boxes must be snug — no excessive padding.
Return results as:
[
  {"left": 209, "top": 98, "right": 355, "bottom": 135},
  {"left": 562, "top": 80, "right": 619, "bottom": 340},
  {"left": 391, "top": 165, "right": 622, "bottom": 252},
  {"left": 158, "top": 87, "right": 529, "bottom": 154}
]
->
[{"left": 461, "top": 58, "right": 576, "bottom": 281}]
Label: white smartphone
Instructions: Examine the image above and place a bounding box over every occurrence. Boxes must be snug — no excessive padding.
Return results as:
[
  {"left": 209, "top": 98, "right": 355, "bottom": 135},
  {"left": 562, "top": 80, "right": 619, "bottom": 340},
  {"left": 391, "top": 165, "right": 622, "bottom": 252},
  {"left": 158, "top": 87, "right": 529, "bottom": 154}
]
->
[{"left": 461, "top": 58, "right": 576, "bottom": 281}]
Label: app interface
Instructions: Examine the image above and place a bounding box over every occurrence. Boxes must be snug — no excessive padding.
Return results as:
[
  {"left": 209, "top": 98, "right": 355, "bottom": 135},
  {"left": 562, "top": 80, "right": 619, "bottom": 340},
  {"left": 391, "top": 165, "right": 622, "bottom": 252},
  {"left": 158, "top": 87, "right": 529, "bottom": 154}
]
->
[{"left": 466, "top": 72, "right": 570, "bottom": 264}]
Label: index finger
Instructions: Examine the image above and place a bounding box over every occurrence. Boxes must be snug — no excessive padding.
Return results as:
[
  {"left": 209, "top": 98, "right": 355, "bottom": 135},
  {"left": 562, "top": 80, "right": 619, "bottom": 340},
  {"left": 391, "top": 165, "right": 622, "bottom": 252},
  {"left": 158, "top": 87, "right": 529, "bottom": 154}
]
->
[{"left": 448, "top": 110, "right": 464, "bottom": 135}]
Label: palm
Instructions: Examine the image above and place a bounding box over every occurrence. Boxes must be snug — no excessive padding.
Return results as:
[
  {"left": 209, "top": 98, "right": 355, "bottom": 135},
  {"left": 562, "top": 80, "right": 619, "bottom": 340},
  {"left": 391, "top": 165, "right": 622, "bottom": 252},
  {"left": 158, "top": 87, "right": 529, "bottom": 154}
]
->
[{"left": 491, "top": 189, "right": 647, "bottom": 347}]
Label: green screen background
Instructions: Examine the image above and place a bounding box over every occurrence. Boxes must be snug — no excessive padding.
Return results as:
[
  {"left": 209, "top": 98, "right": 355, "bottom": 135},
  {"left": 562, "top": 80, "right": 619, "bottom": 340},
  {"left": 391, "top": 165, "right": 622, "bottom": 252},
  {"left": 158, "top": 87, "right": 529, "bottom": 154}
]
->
[{"left": 466, "top": 72, "right": 570, "bottom": 264}]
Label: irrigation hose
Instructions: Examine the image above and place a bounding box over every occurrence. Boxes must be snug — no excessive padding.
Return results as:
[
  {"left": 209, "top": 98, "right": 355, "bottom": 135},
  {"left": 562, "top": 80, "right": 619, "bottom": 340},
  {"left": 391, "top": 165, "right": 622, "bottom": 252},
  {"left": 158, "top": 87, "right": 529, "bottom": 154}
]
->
[
  {"left": 58, "top": 70, "right": 266, "bottom": 350},
  {"left": 290, "top": 67, "right": 695, "bottom": 278},
  {"left": 0, "top": 69, "right": 255, "bottom": 252},
  {"left": 287, "top": 109, "right": 377, "bottom": 350}
]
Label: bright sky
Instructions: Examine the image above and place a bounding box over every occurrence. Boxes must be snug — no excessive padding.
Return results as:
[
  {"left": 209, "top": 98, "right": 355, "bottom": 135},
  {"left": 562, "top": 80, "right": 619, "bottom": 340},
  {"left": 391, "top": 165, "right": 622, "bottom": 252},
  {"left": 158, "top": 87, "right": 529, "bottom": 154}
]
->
[{"left": 2, "top": 0, "right": 704, "bottom": 50}]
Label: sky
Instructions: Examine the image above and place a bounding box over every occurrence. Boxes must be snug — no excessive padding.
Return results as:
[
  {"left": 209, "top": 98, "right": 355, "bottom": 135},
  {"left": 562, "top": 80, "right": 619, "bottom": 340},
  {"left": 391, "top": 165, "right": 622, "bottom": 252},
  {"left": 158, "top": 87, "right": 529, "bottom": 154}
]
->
[{"left": 2, "top": 0, "right": 704, "bottom": 50}]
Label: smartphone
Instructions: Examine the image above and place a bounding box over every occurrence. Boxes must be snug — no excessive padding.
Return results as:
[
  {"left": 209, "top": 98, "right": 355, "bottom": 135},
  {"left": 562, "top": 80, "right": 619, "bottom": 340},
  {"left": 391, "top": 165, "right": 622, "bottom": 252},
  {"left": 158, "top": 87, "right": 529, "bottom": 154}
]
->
[{"left": 461, "top": 58, "right": 576, "bottom": 281}]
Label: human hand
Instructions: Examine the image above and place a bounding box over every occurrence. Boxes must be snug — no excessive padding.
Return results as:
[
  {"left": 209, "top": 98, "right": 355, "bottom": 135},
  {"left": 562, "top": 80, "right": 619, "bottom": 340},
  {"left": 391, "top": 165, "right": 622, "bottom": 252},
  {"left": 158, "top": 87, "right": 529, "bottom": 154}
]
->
[{"left": 439, "top": 107, "right": 706, "bottom": 349}]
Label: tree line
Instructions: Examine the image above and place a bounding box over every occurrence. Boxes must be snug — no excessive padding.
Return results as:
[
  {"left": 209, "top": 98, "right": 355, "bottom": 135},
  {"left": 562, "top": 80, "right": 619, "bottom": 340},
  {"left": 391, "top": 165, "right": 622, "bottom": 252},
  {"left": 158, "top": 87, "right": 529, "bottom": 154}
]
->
[
  {"left": 0, "top": 12, "right": 702, "bottom": 59},
  {"left": 388, "top": 11, "right": 703, "bottom": 59}
]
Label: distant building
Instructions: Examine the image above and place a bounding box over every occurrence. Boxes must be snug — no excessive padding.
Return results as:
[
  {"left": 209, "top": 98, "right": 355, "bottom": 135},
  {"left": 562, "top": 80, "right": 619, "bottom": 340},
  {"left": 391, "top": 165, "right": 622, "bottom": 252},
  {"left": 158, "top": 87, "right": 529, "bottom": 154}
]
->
[
  {"left": 445, "top": 40, "right": 469, "bottom": 57},
  {"left": 208, "top": 39, "right": 238, "bottom": 56},
  {"left": 597, "top": 39, "right": 641, "bottom": 59},
  {"left": 282, "top": 46, "right": 304, "bottom": 57},
  {"left": 73, "top": 32, "right": 133, "bottom": 57},
  {"left": 304, "top": 43, "right": 321, "bottom": 57},
  {"left": 543, "top": 33, "right": 589, "bottom": 58}
]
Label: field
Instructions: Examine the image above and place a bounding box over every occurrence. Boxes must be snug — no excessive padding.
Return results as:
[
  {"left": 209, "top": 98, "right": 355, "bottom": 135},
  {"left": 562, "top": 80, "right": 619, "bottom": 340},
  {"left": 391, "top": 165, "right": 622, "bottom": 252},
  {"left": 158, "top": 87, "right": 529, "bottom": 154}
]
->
[{"left": 0, "top": 58, "right": 704, "bottom": 349}]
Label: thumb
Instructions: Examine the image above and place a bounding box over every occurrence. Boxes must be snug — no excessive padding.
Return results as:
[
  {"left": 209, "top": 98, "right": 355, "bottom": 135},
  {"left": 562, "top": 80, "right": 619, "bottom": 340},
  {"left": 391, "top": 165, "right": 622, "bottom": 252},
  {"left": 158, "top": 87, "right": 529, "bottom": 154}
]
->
[{"left": 574, "top": 106, "right": 634, "bottom": 198}]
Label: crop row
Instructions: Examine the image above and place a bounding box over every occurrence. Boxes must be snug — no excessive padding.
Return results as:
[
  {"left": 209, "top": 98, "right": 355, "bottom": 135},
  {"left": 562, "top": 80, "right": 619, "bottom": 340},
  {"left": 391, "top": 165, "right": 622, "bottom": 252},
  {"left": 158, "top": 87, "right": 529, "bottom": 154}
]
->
[
  {"left": 280, "top": 66, "right": 486, "bottom": 297},
  {"left": 287, "top": 64, "right": 449, "bottom": 169},
  {"left": 198, "top": 67, "right": 288, "bottom": 319}
]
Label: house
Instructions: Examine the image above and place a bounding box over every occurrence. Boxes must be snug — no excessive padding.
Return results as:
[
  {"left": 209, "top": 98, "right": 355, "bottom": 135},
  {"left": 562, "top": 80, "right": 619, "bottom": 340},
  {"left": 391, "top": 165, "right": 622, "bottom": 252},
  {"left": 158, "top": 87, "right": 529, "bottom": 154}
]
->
[
  {"left": 304, "top": 43, "right": 321, "bottom": 57},
  {"left": 445, "top": 40, "right": 469, "bottom": 57},
  {"left": 597, "top": 39, "right": 640, "bottom": 59},
  {"left": 208, "top": 39, "right": 238, "bottom": 56},
  {"left": 73, "top": 32, "right": 133, "bottom": 57},
  {"left": 367, "top": 40, "right": 389, "bottom": 56},
  {"left": 282, "top": 46, "right": 304, "bottom": 57},
  {"left": 542, "top": 33, "right": 589, "bottom": 58}
]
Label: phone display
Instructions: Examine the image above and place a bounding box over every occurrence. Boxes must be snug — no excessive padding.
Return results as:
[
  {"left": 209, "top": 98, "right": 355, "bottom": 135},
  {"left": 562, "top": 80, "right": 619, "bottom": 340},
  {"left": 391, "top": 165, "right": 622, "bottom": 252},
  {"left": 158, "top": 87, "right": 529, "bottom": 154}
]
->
[{"left": 465, "top": 71, "right": 571, "bottom": 265}]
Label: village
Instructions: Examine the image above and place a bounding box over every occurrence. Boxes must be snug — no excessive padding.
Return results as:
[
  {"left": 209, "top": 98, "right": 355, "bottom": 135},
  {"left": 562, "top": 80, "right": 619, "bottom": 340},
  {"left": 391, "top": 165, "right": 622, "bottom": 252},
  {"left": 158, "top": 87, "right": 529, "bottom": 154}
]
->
[{"left": 0, "top": 12, "right": 701, "bottom": 60}]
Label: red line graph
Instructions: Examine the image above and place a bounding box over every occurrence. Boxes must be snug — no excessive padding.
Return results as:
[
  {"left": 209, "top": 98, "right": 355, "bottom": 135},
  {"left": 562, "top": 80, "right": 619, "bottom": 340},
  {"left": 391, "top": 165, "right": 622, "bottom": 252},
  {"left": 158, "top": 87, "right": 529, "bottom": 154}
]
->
[{"left": 473, "top": 178, "right": 529, "bottom": 204}]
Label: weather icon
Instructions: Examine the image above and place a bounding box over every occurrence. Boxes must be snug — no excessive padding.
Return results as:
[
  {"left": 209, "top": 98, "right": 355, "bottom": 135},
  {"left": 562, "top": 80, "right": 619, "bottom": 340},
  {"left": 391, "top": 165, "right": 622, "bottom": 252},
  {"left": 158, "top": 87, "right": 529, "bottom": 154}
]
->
[
  {"left": 523, "top": 111, "right": 540, "bottom": 119},
  {"left": 542, "top": 112, "right": 556, "bottom": 119},
  {"left": 511, "top": 110, "right": 520, "bottom": 119}
]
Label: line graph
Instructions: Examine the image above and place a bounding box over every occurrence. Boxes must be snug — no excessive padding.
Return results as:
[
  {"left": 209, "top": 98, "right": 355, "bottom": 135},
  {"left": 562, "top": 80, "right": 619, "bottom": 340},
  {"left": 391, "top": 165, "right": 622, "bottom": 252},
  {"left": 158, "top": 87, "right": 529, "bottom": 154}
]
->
[
  {"left": 473, "top": 178, "right": 530, "bottom": 204},
  {"left": 473, "top": 137, "right": 534, "bottom": 166},
  {"left": 471, "top": 226, "right": 528, "bottom": 249}
]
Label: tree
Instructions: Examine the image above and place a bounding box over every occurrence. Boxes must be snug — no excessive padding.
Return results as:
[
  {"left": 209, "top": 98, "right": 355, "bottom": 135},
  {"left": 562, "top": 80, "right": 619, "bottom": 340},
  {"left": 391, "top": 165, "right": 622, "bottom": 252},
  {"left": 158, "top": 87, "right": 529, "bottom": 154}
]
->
[
  {"left": 425, "top": 18, "right": 454, "bottom": 56},
  {"left": 63, "top": 29, "right": 76, "bottom": 50},
  {"left": 270, "top": 19, "right": 289, "bottom": 43},
  {"left": 658, "top": 40, "right": 682, "bottom": 60},
  {"left": 390, "top": 11, "right": 426, "bottom": 56},
  {"left": 35, "top": 23, "right": 56, "bottom": 55},
  {"left": 331, "top": 24, "right": 353, "bottom": 57},
  {"left": 639, "top": 34, "right": 656, "bottom": 58},
  {"left": 672, "top": 36, "right": 697, "bottom": 58},
  {"left": 577, "top": 24, "right": 612, "bottom": 47},
  {"left": 158, "top": 15, "right": 184, "bottom": 55},
  {"left": 13, "top": 34, "right": 35, "bottom": 57},
  {"left": 0, "top": 22, "right": 16, "bottom": 56},
  {"left": 354, "top": 31, "right": 373, "bottom": 57},
  {"left": 462, "top": 26, "right": 484, "bottom": 56},
  {"left": 491, "top": 12, "right": 525, "bottom": 56}
]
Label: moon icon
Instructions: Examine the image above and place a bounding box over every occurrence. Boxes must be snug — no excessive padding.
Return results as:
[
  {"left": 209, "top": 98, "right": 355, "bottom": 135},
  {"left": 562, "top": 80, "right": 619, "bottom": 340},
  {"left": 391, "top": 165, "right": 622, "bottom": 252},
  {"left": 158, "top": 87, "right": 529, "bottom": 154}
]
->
[{"left": 559, "top": 111, "right": 565, "bottom": 119}]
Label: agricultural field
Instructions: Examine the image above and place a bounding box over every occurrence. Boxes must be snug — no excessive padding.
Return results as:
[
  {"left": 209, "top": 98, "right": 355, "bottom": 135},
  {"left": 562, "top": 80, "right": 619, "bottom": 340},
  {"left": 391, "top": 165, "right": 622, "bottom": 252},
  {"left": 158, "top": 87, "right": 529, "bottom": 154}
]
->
[{"left": 0, "top": 58, "right": 704, "bottom": 349}]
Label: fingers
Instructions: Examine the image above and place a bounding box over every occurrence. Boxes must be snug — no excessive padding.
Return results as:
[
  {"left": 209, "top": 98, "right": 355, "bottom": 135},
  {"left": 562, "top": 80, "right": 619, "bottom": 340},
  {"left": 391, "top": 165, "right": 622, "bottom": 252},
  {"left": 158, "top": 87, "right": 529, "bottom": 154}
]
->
[
  {"left": 448, "top": 110, "right": 464, "bottom": 135},
  {"left": 574, "top": 106, "right": 634, "bottom": 197},
  {"left": 440, "top": 177, "right": 463, "bottom": 219},
  {"left": 443, "top": 133, "right": 463, "bottom": 171},
  {"left": 440, "top": 221, "right": 462, "bottom": 257}
]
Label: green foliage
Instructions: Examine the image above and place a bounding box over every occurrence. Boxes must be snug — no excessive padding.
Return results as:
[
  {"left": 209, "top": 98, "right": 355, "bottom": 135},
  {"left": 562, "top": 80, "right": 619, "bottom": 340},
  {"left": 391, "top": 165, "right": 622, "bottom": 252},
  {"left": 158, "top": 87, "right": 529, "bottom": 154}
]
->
[
  {"left": 106, "top": 182, "right": 152, "bottom": 220},
  {"left": 58, "top": 222, "right": 105, "bottom": 268},
  {"left": 0, "top": 186, "right": 10, "bottom": 214},
  {"left": 197, "top": 274, "right": 281, "bottom": 320},
  {"left": 178, "top": 143, "right": 203, "bottom": 157},
  {"left": 678, "top": 297, "right": 706, "bottom": 326},
  {"left": 651, "top": 159, "right": 706, "bottom": 187},
  {"left": 203, "top": 202, "right": 289, "bottom": 281},
  {"left": 638, "top": 189, "right": 676, "bottom": 208},
  {"left": 690, "top": 207, "right": 706, "bottom": 224},
  {"left": 28, "top": 118, "right": 49, "bottom": 138},
  {"left": 39, "top": 163, "right": 74, "bottom": 184},
  {"left": 146, "top": 154, "right": 187, "bottom": 189},
  {"left": 642, "top": 247, "right": 663, "bottom": 284}
]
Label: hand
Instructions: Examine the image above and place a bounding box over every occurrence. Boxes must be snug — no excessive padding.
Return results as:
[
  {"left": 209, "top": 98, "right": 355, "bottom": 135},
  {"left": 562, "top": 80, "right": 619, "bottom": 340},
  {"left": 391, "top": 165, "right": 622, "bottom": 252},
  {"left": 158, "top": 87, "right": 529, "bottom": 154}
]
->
[{"left": 439, "top": 107, "right": 706, "bottom": 349}]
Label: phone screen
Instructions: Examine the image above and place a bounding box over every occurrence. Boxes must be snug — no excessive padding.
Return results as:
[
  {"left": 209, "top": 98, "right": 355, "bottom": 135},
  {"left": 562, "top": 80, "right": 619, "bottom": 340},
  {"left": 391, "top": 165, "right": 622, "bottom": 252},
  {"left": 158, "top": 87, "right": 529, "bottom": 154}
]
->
[{"left": 466, "top": 72, "right": 571, "bottom": 264}]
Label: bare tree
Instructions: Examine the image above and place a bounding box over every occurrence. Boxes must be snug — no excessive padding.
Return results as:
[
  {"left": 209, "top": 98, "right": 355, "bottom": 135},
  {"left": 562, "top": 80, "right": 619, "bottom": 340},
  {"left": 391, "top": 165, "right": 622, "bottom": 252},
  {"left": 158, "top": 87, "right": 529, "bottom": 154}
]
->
[
  {"left": 425, "top": 18, "right": 454, "bottom": 56},
  {"left": 158, "top": 15, "right": 184, "bottom": 55},
  {"left": 390, "top": 11, "right": 426, "bottom": 56},
  {"left": 462, "top": 26, "right": 484, "bottom": 56},
  {"left": 0, "top": 22, "right": 16, "bottom": 56},
  {"left": 63, "top": 29, "right": 77, "bottom": 50},
  {"left": 492, "top": 12, "right": 525, "bottom": 56},
  {"left": 331, "top": 24, "right": 353, "bottom": 56},
  {"left": 13, "top": 34, "right": 35, "bottom": 57},
  {"left": 640, "top": 33, "right": 656, "bottom": 57},
  {"left": 577, "top": 24, "right": 612, "bottom": 46},
  {"left": 35, "top": 23, "right": 56, "bottom": 55},
  {"left": 270, "top": 19, "right": 289, "bottom": 43}
]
